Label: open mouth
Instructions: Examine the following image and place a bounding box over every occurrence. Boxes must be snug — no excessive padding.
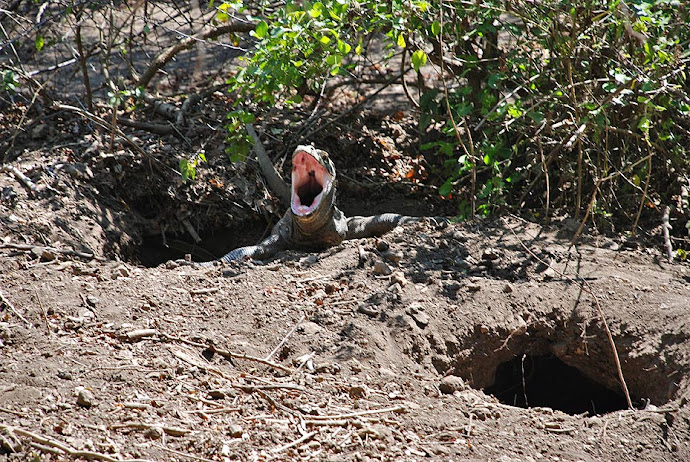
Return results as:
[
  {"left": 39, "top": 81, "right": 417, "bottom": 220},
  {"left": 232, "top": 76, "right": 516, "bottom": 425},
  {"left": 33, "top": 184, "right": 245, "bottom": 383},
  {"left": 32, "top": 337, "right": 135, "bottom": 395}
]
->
[{"left": 291, "top": 149, "right": 332, "bottom": 217}]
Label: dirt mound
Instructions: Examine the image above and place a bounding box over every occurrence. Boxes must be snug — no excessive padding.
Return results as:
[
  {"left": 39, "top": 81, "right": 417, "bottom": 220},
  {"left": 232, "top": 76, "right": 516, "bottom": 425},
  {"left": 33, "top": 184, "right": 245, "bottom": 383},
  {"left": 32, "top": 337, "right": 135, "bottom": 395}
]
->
[{"left": 2, "top": 201, "right": 690, "bottom": 460}]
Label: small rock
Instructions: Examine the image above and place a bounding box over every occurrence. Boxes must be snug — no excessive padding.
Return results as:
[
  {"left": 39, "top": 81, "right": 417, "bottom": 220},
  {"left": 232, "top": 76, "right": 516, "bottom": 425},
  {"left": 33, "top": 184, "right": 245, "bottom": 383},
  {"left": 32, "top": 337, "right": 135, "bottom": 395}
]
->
[
  {"left": 300, "top": 255, "right": 318, "bottom": 267},
  {"left": 502, "top": 284, "right": 513, "bottom": 293},
  {"left": 542, "top": 266, "right": 556, "bottom": 280},
  {"left": 357, "top": 304, "right": 380, "bottom": 317},
  {"left": 86, "top": 295, "right": 99, "bottom": 307},
  {"left": 381, "top": 250, "right": 403, "bottom": 264},
  {"left": 372, "top": 260, "right": 392, "bottom": 276},
  {"left": 350, "top": 359, "right": 363, "bottom": 373},
  {"left": 465, "top": 282, "right": 482, "bottom": 292},
  {"left": 113, "top": 265, "right": 130, "bottom": 278},
  {"left": 228, "top": 424, "right": 243, "bottom": 438},
  {"left": 387, "top": 282, "right": 402, "bottom": 293},
  {"left": 409, "top": 310, "right": 429, "bottom": 328},
  {"left": 57, "top": 371, "right": 73, "bottom": 380},
  {"left": 391, "top": 271, "right": 407, "bottom": 287},
  {"left": 439, "top": 375, "right": 466, "bottom": 394},
  {"left": 482, "top": 248, "right": 500, "bottom": 260},
  {"left": 375, "top": 239, "right": 390, "bottom": 252},
  {"left": 349, "top": 385, "right": 368, "bottom": 399},
  {"left": 145, "top": 426, "right": 164, "bottom": 440},
  {"left": 208, "top": 389, "right": 226, "bottom": 400},
  {"left": 76, "top": 388, "right": 95, "bottom": 408}
]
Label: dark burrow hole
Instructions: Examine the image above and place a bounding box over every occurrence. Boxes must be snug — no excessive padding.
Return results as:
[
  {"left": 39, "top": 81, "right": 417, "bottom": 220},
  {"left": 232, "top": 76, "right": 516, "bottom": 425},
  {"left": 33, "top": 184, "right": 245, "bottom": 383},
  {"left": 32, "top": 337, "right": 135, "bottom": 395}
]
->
[
  {"left": 137, "top": 219, "right": 269, "bottom": 267},
  {"left": 485, "top": 354, "right": 629, "bottom": 416}
]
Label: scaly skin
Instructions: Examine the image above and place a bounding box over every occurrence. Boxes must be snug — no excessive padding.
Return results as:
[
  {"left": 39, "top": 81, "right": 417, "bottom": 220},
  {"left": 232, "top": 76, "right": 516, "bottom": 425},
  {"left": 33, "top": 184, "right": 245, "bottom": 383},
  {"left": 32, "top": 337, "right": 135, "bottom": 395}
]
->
[{"left": 194, "top": 145, "right": 427, "bottom": 266}]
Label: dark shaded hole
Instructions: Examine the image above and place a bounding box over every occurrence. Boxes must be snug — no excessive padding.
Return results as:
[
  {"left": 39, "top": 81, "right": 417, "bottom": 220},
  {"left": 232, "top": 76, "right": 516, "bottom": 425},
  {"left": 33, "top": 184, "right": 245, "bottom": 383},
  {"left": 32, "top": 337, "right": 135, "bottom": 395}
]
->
[
  {"left": 137, "top": 219, "right": 268, "bottom": 267},
  {"left": 296, "top": 172, "right": 322, "bottom": 207},
  {"left": 485, "top": 354, "right": 629, "bottom": 415}
]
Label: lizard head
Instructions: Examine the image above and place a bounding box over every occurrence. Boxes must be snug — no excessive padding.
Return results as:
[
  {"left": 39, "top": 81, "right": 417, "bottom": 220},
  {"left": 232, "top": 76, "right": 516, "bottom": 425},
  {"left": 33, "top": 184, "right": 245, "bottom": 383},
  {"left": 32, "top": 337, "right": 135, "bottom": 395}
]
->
[{"left": 291, "top": 145, "right": 336, "bottom": 218}]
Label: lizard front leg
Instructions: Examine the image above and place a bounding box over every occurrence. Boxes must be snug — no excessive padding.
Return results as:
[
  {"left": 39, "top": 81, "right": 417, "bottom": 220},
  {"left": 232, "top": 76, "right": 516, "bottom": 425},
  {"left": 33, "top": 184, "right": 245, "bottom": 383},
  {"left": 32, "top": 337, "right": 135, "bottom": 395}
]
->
[
  {"left": 345, "top": 214, "right": 421, "bottom": 240},
  {"left": 195, "top": 233, "right": 288, "bottom": 266}
]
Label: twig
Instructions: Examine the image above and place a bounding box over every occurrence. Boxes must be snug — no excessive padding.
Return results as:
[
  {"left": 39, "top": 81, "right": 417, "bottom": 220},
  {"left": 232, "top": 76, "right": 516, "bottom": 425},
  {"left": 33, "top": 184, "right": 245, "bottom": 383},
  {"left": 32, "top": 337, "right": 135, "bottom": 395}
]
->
[
  {"left": 438, "top": 5, "right": 475, "bottom": 218},
  {"left": 505, "top": 217, "right": 633, "bottom": 409},
  {"left": 159, "top": 332, "right": 294, "bottom": 373},
  {"left": 0, "top": 425, "right": 152, "bottom": 462},
  {"left": 0, "top": 289, "right": 30, "bottom": 327},
  {"left": 662, "top": 206, "right": 673, "bottom": 263},
  {"left": 306, "top": 405, "right": 406, "bottom": 421},
  {"left": 272, "top": 431, "right": 318, "bottom": 453},
  {"left": 303, "top": 69, "right": 410, "bottom": 140},
  {"left": 137, "top": 22, "right": 255, "bottom": 89},
  {"left": 0, "top": 242, "right": 105, "bottom": 261},
  {"left": 210, "top": 345, "right": 294, "bottom": 373},
  {"left": 265, "top": 313, "right": 306, "bottom": 362},
  {"left": 110, "top": 423, "right": 191, "bottom": 436},
  {"left": 0, "top": 164, "right": 39, "bottom": 196}
]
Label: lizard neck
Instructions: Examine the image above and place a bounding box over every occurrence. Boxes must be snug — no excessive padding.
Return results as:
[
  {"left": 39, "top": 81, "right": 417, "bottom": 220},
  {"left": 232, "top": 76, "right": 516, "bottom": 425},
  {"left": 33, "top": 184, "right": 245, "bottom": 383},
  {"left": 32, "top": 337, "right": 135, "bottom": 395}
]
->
[{"left": 292, "top": 185, "right": 337, "bottom": 236}]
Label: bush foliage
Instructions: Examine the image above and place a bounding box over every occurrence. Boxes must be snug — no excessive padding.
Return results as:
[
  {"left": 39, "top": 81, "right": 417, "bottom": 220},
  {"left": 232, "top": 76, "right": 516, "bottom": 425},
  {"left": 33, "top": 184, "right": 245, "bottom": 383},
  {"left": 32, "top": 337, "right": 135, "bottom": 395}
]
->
[
  {"left": 1, "top": 0, "right": 688, "bottom": 237},
  {"left": 225, "top": 0, "right": 689, "bottom": 230}
]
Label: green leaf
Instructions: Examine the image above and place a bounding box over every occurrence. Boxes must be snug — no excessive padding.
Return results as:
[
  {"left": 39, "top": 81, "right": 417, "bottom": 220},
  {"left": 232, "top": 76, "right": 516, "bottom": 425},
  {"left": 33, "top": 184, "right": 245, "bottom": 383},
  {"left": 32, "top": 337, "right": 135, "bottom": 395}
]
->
[
  {"left": 439, "top": 180, "right": 453, "bottom": 197},
  {"left": 397, "top": 33, "right": 406, "bottom": 48},
  {"left": 411, "top": 50, "right": 427, "bottom": 72},
  {"left": 430, "top": 21, "right": 441, "bottom": 36},
  {"left": 253, "top": 21, "right": 268, "bottom": 39},
  {"left": 309, "top": 2, "right": 323, "bottom": 18},
  {"left": 638, "top": 116, "right": 651, "bottom": 132},
  {"left": 35, "top": 35, "right": 44, "bottom": 52},
  {"left": 320, "top": 35, "right": 331, "bottom": 45},
  {"left": 239, "top": 111, "right": 255, "bottom": 124},
  {"left": 337, "top": 40, "right": 351, "bottom": 55}
]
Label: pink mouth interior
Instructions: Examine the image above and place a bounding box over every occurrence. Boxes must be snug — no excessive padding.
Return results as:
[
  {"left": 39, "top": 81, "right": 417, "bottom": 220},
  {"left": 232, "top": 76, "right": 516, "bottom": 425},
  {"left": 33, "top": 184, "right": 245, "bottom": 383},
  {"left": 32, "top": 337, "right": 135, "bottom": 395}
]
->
[{"left": 291, "top": 150, "right": 331, "bottom": 216}]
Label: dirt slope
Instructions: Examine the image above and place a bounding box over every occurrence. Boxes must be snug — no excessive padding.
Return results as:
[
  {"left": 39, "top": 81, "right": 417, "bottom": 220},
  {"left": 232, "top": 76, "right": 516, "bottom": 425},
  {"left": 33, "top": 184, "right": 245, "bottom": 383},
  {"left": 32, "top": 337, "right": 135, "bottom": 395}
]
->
[{"left": 2, "top": 201, "right": 690, "bottom": 461}]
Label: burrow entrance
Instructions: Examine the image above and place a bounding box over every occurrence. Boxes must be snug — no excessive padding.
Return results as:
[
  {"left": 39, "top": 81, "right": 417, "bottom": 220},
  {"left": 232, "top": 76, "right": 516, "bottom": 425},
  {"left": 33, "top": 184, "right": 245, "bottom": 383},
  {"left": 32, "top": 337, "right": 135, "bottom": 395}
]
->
[
  {"left": 444, "top": 319, "right": 681, "bottom": 417},
  {"left": 484, "top": 354, "right": 629, "bottom": 415}
]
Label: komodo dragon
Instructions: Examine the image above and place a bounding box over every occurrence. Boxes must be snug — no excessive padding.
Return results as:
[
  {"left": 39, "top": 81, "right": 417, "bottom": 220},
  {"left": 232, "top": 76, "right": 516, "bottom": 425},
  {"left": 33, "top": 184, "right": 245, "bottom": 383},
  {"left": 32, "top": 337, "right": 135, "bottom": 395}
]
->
[{"left": 190, "top": 128, "right": 438, "bottom": 266}]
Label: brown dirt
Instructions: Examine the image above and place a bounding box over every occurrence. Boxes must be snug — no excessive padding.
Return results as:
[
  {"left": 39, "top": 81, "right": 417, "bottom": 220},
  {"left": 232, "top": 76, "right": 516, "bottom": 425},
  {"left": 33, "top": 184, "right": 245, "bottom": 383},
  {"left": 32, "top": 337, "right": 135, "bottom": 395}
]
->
[{"left": 2, "top": 145, "right": 690, "bottom": 461}]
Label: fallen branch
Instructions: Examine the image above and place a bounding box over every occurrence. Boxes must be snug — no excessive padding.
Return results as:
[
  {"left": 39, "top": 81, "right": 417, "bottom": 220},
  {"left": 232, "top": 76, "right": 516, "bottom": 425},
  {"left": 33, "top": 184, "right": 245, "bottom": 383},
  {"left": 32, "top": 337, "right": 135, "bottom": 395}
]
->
[
  {"left": 0, "top": 242, "right": 106, "bottom": 261},
  {"left": 0, "top": 164, "right": 39, "bottom": 196},
  {"left": 0, "top": 425, "right": 153, "bottom": 462},
  {"left": 137, "top": 22, "right": 255, "bottom": 89},
  {"left": 306, "top": 405, "right": 406, "bottom": 421},
  {"left": 0, "top": 289, "right": 31, "bottom": 327},
  {"left": 160, "top": 332, "right": 294, "bottom": 373},
  {"left": 265, "top": 313, "right": 305, "bottom": 362},
  {"left": 272, "top": 430, "right": 318, "bottom": 453}
]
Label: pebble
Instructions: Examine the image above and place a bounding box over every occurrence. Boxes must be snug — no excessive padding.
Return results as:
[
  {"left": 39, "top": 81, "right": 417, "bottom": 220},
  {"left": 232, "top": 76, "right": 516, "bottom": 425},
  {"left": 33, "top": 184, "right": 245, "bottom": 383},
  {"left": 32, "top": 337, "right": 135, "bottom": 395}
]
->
[
  {"left": 391, "top": 271, "right": 407, "bottom": 287},
  {"left": 145, "top": 426, "right": 163, "bottom": 440},
  {"left": 375, "top": 239, "right": 390, "bottom": 252},
  {"left": 357, "top": 304, "right": 380, "bottom": 317},
  {"left": 482, "top": 248, "right": 500, "bottom": 260},
  {"left": 228, "top": 424, "right": 243, "bottom": 438},
  {"left": 76, "top": 388, "right": 95, "bottom": 408},
  {"left": 381, "top": 250, "right": 402, "bottom": 264},
  {"left": 439, "top": 375, "right": 466, "bottom": 394},
  {"left": 349, "top": 385, "right": 368, "bottom": 398},
  {"left": 86, "top": 295, "right": 99, "bottom": 307},
  {"left": 373, "top": 260, "right": 392, "bottom": 276},
  {"left": 542, "top": 266, "right": 556, "bottom": 280}
]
